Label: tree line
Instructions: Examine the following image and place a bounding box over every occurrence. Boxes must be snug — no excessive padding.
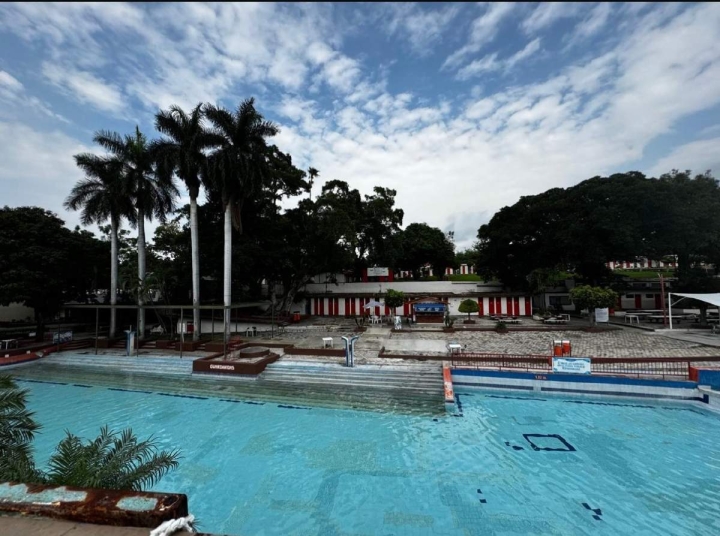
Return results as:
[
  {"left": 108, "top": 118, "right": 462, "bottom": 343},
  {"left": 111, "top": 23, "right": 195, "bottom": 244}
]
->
[
  {"left": 473, "top": 170, "right": 720, "bottom": 290},
  {"left": 1, "top": 98, "right": 458, "bottom": 341}
]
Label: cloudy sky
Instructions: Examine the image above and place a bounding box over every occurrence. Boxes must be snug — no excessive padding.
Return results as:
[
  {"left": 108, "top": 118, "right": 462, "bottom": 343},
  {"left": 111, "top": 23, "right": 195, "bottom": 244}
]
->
[{"left": 1, "top": 2, "right": 719, "bottom": 249}]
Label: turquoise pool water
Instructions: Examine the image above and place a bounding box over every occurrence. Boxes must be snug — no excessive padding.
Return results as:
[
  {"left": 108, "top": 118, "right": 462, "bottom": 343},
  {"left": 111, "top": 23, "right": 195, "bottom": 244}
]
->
[{"left": 10, "top": 367, "right": 720, "bottom": 535}]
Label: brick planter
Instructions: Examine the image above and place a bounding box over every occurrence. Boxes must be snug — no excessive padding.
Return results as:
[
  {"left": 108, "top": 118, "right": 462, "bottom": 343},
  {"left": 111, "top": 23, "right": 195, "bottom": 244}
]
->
[
  {"left": 96, "top": 338, "right": 115, "bottom": 349},
  {"left": 205, "top": 342, "right": 225, "bottom": 353},
  {"left": 175, "top": 340, "right": 202, "bottom": 352},
  {"left": 463, "top": 319, "right": 476, "bottom": 324},
  {"left": 155, "top": 340, "right": 174, "bottom": 349}
]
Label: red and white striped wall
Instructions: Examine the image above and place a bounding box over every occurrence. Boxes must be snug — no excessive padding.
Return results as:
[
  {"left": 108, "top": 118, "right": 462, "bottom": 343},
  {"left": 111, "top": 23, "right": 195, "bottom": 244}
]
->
[
  {"left": 309, "top": 295, "right": 532, "bottom": 316},
  {"left": 476, "top": 296, "right": 532, "bottom": 317}
]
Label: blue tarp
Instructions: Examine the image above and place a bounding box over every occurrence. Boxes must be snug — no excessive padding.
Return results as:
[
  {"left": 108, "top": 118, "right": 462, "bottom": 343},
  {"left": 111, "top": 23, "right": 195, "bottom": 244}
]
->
[{"left": 413, "top": 303, "right": 446, "bottom": 313}]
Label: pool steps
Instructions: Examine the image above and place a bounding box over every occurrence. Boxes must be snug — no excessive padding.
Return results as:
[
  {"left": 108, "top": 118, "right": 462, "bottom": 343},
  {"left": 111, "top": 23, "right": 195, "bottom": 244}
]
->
[{"left": 19, "top": 354, "right": 446, "bottom": 414}]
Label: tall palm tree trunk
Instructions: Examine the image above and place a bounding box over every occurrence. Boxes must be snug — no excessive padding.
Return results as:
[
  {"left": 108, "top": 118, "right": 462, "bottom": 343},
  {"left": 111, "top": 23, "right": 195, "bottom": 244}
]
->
[
  {"left": 190, "top": 196, "right": 201, "bottom": 342},
  {"left": 137, "top": 208, "right": 146, "bottom": 340},
  {"left": 223, "top": 204, "right": 232, "bottom": 343},
  {"left": 110, "top": 218, "right": 118, "bottom": 339}
]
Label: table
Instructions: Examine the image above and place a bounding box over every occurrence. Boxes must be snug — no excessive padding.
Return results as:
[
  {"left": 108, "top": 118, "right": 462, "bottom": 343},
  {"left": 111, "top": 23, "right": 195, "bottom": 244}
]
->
[
  {"left": 447, "top": 343, "right": 462, "bottom": 354},
  {"left": 1, "top": 339, "right": 18, "bottom": 350},
  {"left": 322, "top": 337, "right": 333, "bottom": 348},
  {"left": 625, "top": 314, "right": 640, "bottom": 324}
]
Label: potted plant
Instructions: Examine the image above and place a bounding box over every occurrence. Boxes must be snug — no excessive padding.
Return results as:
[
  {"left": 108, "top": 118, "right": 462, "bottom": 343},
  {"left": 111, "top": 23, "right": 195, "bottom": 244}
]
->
[
  {"left": 495, "top": 320, "right": 508, "bottom": 333},
  {"left": 458, "top": 299, "right": 479, "bottom": 324}
]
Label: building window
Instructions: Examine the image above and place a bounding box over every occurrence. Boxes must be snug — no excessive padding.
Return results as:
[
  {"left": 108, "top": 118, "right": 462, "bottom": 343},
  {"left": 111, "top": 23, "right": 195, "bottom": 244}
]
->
[
  {"left": 549, "top": 296, "right": 571, "bottom": 306},
  {"left": 625, "top": 294, "right": 634, "bottom": 299},
  {"left": 645, "top": 294, "right": 654, "bottom": 299}
]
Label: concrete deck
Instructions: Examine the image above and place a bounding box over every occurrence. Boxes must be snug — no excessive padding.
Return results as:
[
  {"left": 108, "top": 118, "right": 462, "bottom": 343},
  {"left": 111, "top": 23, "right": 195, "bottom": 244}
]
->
[{"left": 1, "top": 517, "right": 200, "bottom": 535}]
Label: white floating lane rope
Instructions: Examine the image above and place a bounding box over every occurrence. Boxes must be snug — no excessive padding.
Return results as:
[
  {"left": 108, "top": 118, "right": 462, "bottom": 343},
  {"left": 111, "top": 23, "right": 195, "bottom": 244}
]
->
[{"left": 150, "top": 514, "right": 196, "bottom": 536}]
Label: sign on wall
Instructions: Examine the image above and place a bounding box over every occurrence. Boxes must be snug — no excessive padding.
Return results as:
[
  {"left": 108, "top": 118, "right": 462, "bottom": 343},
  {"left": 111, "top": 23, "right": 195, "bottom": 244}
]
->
[
  {"left": 595, "top": 308, "right": 609, "bottom": 323},
  {"left": 53, "top": 331, "right": 73, "bottom": 343},
  {"left": 367, "top": 267, "right": 389, "bottom": 277},
  {"left": 552, "top": 357, "right": 591, "bottom": 375}
]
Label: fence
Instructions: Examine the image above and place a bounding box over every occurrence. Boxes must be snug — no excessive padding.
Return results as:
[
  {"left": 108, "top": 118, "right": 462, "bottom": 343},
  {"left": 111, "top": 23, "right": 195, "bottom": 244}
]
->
[{"left": 450, "top": 353, "right": 720, "bottom": 380}]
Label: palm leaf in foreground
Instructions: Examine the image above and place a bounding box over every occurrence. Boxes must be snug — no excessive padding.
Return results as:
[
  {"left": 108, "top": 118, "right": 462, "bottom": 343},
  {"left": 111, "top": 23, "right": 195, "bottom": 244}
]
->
[{"left": 46, "top": 426, "right": 180, "bottom": 491}]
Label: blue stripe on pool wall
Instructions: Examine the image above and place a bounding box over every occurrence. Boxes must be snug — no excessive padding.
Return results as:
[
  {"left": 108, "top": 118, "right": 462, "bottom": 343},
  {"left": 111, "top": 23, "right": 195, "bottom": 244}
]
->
[{"left": 452, "top": 369, "right": 697, "bottom": 389}]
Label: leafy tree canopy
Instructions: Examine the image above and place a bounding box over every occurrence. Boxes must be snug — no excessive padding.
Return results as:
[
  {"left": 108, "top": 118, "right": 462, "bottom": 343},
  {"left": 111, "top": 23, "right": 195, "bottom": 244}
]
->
[
  {"left": 458, "top": 298, "right": 479, "bottom": 318},
  {"left": 476, "top": 170, "right": 720, "bottom": 289},
  {"left": 396, "top": 223, "right": 455, "bottom": 280},
  {"left": 384, "top": 289, "right": 405, "bottom": 309},
  {"left": 0, "top": 207, "right": 108, "bottom": 339}
]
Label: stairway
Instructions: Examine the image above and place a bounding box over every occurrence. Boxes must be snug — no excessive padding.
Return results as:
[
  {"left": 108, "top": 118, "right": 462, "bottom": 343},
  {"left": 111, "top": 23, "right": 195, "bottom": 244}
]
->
[
  {"left": 41, "top": 351, "right": 193, "bottom": 376},
  {"left": 260, "top": 361, "right": 443, "bottom": 396}
]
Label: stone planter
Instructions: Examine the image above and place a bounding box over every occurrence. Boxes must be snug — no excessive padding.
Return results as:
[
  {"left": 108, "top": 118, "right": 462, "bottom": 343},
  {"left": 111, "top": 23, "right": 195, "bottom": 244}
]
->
[
  {"left": 463, "top": 319, "right": 476, "bottom": 325},
  {"left": 442, "top": 327, "right": 456, "bottom": 333},
  {"left": 494, "top": 329, "right": 509, "bottom": 334},
  {"left": 155, "top": 340, "right": 173, "bottom": 349}
]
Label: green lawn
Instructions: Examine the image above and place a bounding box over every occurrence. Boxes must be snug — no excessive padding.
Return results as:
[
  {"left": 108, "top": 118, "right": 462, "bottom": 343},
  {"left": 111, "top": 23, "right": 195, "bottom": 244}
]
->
[
  {"left": 614, "top": 269, "right": 675, "bottom": 279},
  {"left": 448, "top": 274, "right": 483, "bottom": 281}
]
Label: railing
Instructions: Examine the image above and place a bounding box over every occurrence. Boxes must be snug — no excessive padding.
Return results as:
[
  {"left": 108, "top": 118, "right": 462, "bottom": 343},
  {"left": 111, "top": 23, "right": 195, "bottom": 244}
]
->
[{"left": 451, "top": 353, "right": 720, "bottom": 380}]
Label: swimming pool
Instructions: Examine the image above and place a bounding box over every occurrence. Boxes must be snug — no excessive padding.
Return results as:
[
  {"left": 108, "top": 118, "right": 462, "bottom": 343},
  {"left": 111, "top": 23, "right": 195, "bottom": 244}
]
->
[{"left": 9, "top": 366, "right": 720, "bottom": 535}]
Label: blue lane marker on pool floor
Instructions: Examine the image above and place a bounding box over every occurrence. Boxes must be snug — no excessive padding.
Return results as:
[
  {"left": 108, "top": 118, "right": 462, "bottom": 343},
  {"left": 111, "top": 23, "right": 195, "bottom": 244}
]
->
[{"left": 277, "top": 404, "right": 311, "bottom": 410}]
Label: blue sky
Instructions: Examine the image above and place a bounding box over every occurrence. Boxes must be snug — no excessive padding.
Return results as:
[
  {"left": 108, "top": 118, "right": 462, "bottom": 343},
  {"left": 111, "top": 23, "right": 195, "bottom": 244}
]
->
[{"left": 1, "top": 2, "right": 719, "bottom": 248}]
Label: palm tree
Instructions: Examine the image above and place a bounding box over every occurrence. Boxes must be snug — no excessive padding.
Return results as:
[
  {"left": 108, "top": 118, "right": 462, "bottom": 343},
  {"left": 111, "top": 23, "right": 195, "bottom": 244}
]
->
[
  {"left": 307, "top": 167, "right": 319, "bottom": 200},
  {"left": 204, "top": 98, "right": 278, "bottom": 342},
  {"left": 0, "top": 376, "right": 41, "bottom": 483},
  {"left": 0, "top": 375, "right": 180, "bottom": 491},
  {"left": 65, "top": 155, "right": 133, "bottom": 339},
  {"left": 154, "top": 104, "right": 222, "bottom": 341},
  {"left": 94, "top": 127, "right": 177, "bottom": 339}
]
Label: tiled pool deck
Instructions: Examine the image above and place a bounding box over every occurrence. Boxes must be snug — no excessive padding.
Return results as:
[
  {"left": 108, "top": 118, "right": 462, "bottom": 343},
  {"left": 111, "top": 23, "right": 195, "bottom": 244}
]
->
[{"left": 2, "top": 517, "right": 200, "bottom": 535}]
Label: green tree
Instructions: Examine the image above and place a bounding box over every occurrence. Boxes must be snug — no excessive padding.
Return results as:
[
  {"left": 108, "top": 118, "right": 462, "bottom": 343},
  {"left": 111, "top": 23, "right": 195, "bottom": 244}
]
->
[
  {"left": 0, "top": 207, "right": 105, "bottom": 340},
  {"left": 0, "top": 375, "right": 179, "bottom": 491},
  {"left": 154, "top": 104, "right": 222, "bottom": 340},
  {"left": 204, "top": 98, "right": 278, "bottom": 341},
  {"left": 397, "top": 223, "right": 455, "bottom": 280},
  {"left": 458, "top": 298, "right": 479, "bottom": 320},
  {"left": 569, "top": 285, "right": 618, "bottom": 323},
  {"left": 384, "top": 289, "right": 405, "bottom": 310},
  {"left": 66, "top": 156, "right": 133, "bottom": 338},
  {"left": 307, "top": 166, "right": 319, "bottom": 200},
  {"left": 95, "top": 127, "right": 178, "bottom": 339}
]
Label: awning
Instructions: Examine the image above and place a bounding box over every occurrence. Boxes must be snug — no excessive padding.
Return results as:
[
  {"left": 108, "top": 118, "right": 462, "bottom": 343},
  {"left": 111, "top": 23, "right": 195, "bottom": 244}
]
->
[
  {"left": 671, "top": 293, "right": 720, "bottom": 308},
  {"left": 413, "top": 303, "right": 446, "bottom": 312}
]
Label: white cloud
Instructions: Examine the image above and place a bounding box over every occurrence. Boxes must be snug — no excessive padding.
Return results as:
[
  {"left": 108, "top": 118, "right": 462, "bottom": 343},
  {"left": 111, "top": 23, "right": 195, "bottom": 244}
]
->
[
  {"left": 1, "top": 2, "right": 720, "bottom": 251},
  {"left": 0, "top": 121, "right": 89, "bottom": 225},
  {"left": 382, "top": 3, "right": 461, "bottom": 55},
  {"left": 42, "top": 63, "right": 125, "bottom": 114},
  {"left": 0, "top": 70, "right": 23, "bottom": 92},
  {"left": 456, "top": 38, "right": 541, "bottom": 79},
  {"left": 574, "top": 3, "right": 612, "bottom": 40},
  {"left": 521, "top": 2, "right": 585, "bottom": 34},
  {"left": 0, "top": 69, "right": 68, "bottom": 123},
  {"left": 443, "top": 3, "right": 516, "bottom": 71},
  {"left": 648, "top": 137, "right": 720, "bottom": 177}
]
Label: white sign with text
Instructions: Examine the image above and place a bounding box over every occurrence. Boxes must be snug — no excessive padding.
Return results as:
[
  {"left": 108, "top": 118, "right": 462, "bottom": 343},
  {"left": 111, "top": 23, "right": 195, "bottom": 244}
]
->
[
  {"left": 367, "top": 267, "right": 389, "bottom": 277},
  {"left": 552, "top": 357, "right": 592, "bottom": 375},
  {"left": 595, "top": 307, "right": 609, "bottom": 323}
]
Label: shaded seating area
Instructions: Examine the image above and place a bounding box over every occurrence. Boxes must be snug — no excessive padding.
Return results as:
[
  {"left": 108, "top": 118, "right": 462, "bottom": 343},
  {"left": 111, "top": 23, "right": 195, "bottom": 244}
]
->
[
  {"left": 542, "top": 314, "right": 569, "bottom": 325},
  {"left": 489, "top": 315, "right": 522, "bottom": 324}
]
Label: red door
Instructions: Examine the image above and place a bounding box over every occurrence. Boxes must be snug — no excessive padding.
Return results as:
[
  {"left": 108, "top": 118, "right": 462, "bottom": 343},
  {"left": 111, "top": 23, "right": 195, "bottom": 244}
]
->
[
  {"left": 654, "top": 294, "right": 662, "bottom": 309},
  {"left": 634, "top": 295, "right": 642, "bottom": 309}
]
